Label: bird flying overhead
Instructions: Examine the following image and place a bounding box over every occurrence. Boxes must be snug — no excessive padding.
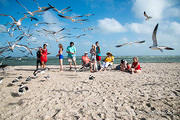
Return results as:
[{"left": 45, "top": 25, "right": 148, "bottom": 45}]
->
[
  {"left": 115, "top": 40, "right": 145, "bottom": 47},
  {"left": 149, "top": 24, "right": 174, "bottom": 52},
  {"left": 144, "top": 11, "right": 152, "bottom": 20}
]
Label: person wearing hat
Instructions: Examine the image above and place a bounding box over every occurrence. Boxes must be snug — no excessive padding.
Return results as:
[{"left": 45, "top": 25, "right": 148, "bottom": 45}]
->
[
  {"left": 66, "top": 42, "right": 77, "bottom": 70},
  {"left": 100, "top": 52, "right": 114, "bottom": 71},
  {"left": 40, "top": 44, "right": 48, "bottom": 68}
]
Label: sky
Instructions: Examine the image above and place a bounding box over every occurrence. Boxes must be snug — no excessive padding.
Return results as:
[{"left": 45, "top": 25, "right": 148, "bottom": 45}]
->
[{"left": 0, "top": 0, "right": 180, "bottom": 57}]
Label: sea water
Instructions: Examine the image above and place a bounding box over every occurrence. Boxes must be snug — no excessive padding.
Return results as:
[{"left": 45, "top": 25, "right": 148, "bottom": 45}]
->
[{"left": 0, "top": 56, "right": 180, "bottom": 66}]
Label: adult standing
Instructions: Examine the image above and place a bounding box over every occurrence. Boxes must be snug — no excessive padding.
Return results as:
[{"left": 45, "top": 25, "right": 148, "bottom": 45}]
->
[
  {"left": 40, "top": 44, "right": 48, "bottom": 68},
  {"left": 36, "top": 47, "right": 42, "bottom": 69},
  {"left": 66, "top": 42, "right": 77, "bottom": 70},
  {"left": 90, "top": 44, "right": 97, "bottom": 72},
  {"left": 95, "top": 41, "right": 101, "bottom": 70}
]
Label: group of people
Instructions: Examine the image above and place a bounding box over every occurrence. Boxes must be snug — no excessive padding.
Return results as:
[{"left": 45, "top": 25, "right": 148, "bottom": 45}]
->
[
  {"left": 118, "top": 57, "right": 141, "bottom": 74},
  {"left": 36, "top": 41, "right": 141, "bottom": 73}
]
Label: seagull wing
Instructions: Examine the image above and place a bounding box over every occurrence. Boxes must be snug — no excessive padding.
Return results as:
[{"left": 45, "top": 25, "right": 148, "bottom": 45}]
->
[
  {"left": 159, "top": 46, "right": 174, "bottom": 50},
  {"left": 15, "top": 44, "right": 33, "bottom": 55},
  {"left": 0, "top": 14, "right": 16, "bottom": 22},
  {"left": 115, "top": 43, "right": 129, "bottom": 47},
  {"left": 58, "top": 14, "right": 72, "bottom": 20},
  {"left": 57, "top": 28, "right": 65, "bottom": 33},
  {"left": 16, "top": 0, "right": 29, "bottom": 12},
  {"left": 152, "top": 24, "right": 158, "bottom": 46},
  {"left": 134, "top": 40, "right": 145, "bottom": 44},
  {"left": 144, "top": 11, "right": 148, "bottom": 18}
]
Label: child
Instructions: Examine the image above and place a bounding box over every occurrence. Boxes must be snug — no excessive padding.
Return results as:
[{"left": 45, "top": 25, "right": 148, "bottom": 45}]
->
[
  {"left": 56, "top": 44, "right": 63, "bottom": 71},
  {"left": 120, "top": 59, "right": 126, "bottom": 71},
  {"left": 131, "top": 57, "right": 141, "bottom": 73},
  {"left": 126, "top": 62, "right": 131, "bottom": 72}
]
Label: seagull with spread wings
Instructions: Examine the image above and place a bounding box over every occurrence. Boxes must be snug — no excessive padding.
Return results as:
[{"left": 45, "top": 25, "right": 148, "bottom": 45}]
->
[
  {"left": 48, "top": 3, "right": 72, "bottom": 14},
  {"left": 149, "top": 24, "right": 174, "bottom": 52},
  {"left": 16, "top": 0, "right": 52, "bottom": 16},
  {"left": 34, "top": 22, "right": 56, "bottom": 26},
  {"left": 115, "top": 40, "right": 145, "bottom": 47},
  {"left": 42, "top": 28, "right": 65, "bottom": 35},
  {"left": 144, "top": 11, "right": 152, "bottom": 20},
  {"left": 0, "top": 14, "right": 27, "bottom": 30},
  {"left": 58, "top": 14, "right": 88, "bottom": 22}
]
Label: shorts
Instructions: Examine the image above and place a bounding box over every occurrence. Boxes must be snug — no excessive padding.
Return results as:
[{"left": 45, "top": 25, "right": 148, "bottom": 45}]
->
[
  {"left": 96, "top": 56, "right": 101, "bottom": 61},
  {"left": 59, "top": 55, "right": 64, "bottom": 59},
  {"left": 68, "top": 56, "right": 76, "bottom": 63}
]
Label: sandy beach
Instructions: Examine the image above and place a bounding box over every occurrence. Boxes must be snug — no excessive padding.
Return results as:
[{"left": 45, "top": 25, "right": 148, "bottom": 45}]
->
[{"left": 0, "top": 63, "right": 179, "bottom": 120}]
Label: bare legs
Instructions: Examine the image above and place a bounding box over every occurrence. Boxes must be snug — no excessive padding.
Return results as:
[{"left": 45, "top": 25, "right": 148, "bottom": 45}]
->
[
  {"left": 41, "top": 61, "right": 46, "bottom": 68},
  {"left": 59, "top": 59, "right": 63, "bottom": 71}
]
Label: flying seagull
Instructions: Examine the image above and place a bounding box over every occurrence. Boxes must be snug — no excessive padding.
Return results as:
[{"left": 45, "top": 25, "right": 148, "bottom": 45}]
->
[
  {"left": 115, "top": 40, "right": 145, "bottom": 47},
  {"left": 48, "top": 3, "right": 72, "bottom": 14},
  {"left": 16, "top": 0, "right": 52, "bottom": 16},
  {"left": 34, "top": 22, "right": 56, "bottom": 26},
  {"left": 0, "top": 14, "right": 27, "bottom": 30},
  {"left": 58, "top": 14, "right": 88, "bottom": 22},
  {"left": 42, "top": 28, "right": 65, "bottom": 35},
  {"left": 149, "top": 24, "right": 174, "bottom": 52},
  {"left": 144, "top": 11, "right": 152, "bottom": 20}
]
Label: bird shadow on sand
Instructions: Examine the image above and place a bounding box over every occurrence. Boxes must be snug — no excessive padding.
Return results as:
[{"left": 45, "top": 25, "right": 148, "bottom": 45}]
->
[
  {"left": 14, "top": 68, "right": 35, "bottom": 71},
  {"left": 11, "top": 92, "right": 21, "bottom": 97},
  {"left": 8, "top": 99, "right": 24, "bottom": 106}
]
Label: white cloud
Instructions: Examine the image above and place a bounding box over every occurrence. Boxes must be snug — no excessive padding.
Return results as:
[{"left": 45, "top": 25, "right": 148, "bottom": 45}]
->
[
  {"left": 127, "top": 22, "right": 153, "bottom": 34},
  {"left": 42, "top": 11, "right": 63, "bottom": 31},
  {"left": 132, "top": 0, "right": 180, "bottom": 20},
  {"left": 0, "top": 24, "right": 6, "bottom": 32},
  {"left": 169, "top": 22, "right": 180, "bottom": 35},
  {"left": 97, "top": 18, "right": 126, "bottom": 33}
]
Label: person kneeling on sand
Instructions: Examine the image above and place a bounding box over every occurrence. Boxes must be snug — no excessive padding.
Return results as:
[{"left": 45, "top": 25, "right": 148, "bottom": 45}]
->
[
  {"left": 100, "top": 52, "right": 114, "bottom": 71},
  {"left": 130, "top": 57, "right": 141, "bottom": 73}
]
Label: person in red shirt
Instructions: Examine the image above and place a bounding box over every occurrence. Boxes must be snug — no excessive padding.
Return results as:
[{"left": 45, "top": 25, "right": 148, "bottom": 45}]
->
[
  {"left": 40, "top": 44, "right": 48, "bottom": 68},
  {"left": 131, "top": 57, "right": 141, "bottom": 73},
  {"left": 81, "top": 52, "right": 93, "bottom": 71}
]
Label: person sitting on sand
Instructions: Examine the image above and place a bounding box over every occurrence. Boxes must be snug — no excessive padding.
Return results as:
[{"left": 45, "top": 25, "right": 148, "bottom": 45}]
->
[
  {"left": 120, "top": 59, "right": 127, "bottom": 71},
  {"left": 101, "top": 52, "right": 114, "bottom": 71},
  {"left": 126, "top": 62, "right": 131, "bottom": 72},
  {"left": 81, "top": 52, "right": 91, "bottom": 69},
  {"left": 131, "top": 57, "right": 141, "bottom": 73},
  {"left": 56, "top": 44, "right": 64, "bottom": 72}
]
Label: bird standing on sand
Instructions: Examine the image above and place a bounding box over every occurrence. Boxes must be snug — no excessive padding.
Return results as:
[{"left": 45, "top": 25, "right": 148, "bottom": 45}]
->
[
  {"left": 149, "top": 24, "right": 174, "bottom": 52},
  {"left": 115, "top": 40, "right": 145, "bottom": 47}
]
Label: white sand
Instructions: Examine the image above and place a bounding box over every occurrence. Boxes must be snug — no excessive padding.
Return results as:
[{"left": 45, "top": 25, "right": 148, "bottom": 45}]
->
[{"left": 0, "top": 63, "right": 179, "bottom": 120}]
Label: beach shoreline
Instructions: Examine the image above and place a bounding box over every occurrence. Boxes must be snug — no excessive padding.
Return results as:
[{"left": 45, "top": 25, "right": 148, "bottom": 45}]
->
[{"left": 0, "top": 63, "right": 179, "bottom": 120}]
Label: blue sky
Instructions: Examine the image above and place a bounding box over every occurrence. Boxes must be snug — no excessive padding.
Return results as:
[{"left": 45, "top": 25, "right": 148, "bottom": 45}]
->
[{"left": 0, "top": 0, "right": 180, "bottom": 57}]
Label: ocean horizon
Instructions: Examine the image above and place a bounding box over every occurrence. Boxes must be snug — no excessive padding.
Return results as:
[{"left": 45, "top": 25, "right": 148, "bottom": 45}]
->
[{"left": 1, "top": 55, "right": 180, "bottom": 66}]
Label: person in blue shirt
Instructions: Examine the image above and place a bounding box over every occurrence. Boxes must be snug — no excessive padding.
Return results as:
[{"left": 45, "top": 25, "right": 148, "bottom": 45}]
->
[
  {"left": 96, "top": 41, "right": 101, "bottom": 70},
  {"left": 66, "top": 42, "right": 77, "bottom": 70}
]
